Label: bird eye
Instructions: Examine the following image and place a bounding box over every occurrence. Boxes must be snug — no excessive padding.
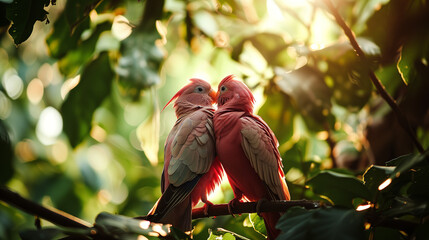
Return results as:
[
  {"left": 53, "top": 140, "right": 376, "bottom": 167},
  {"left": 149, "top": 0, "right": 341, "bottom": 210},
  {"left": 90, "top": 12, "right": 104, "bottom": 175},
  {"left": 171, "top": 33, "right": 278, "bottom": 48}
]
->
[
  {"left": 220, "top": 85, "right": 227, "bottom": 92},
  {"left": 195, "top": 86, "right": 204, "bottom": 93}
]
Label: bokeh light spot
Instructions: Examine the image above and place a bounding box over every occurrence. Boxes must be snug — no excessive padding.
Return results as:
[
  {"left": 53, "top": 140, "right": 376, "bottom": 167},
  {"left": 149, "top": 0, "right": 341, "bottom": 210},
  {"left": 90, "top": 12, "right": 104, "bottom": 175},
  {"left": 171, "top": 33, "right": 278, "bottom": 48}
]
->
[
  {"left": 15, "top": 139, "right": 36, "bottom": 162},
  {"left": 36, "top": 107, "right": 63, "bottom": 145},
  {"left": 50, "top": 139, "right": 68, "bottom": 164},
  {"left": 2, "top": 69, "right": 23, "bottom": 100},
  {"left": 0, "top": 91, "right": 12, "bottom": 119},
  {"left": 27, "top": 78, "right": 44, "bottom": 104},
  {"left": 37, "top": 63, "right": 54, "bottom": 86}
]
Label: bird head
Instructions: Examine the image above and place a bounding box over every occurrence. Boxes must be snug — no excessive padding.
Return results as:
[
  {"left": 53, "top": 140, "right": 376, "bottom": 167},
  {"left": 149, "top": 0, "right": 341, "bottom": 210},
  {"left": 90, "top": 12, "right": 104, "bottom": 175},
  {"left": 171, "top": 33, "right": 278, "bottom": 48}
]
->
[
  {"left": 162, "top": 78, "right": 216, "bottom": 112},
  {"left": 216, "top": 75, "right": 255, "bottom": 113}
]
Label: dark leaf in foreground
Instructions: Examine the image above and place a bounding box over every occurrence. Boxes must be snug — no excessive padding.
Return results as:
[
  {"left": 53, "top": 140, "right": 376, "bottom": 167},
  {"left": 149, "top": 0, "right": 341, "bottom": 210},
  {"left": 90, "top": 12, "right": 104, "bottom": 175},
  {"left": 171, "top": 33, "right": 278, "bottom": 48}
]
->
[
  {"left": 0, "top": 120, "right": 13, "bottom": 184},
  {"left": 307, "top": 170, "right": 370, "bottom": 208},
  {"left": 5, "top": 0, "right": 52, "bottom": 44},
  {"left": 277, "top": 207, "right": 364, "bottom": 240}
]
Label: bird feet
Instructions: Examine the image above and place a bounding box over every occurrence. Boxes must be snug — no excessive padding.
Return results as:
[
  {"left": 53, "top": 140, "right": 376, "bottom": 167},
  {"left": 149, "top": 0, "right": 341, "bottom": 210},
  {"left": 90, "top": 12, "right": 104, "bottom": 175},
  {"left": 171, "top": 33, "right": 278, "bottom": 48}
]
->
[
  {"left": 256, "top": 198, "right": 269, "bottom": 217},
  {"left": 202, "top": 201, "right": 214, "bottom": 216},
  {"left": 227, "top": 198, "right": 240, "bottom": 217}
]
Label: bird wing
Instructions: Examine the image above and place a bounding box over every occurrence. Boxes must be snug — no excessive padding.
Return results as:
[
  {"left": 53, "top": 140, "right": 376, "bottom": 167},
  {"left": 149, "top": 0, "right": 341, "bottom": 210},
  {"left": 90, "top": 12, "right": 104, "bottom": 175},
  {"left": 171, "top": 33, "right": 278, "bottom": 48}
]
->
[
  {"left": 167, "top": 108, "right": 216, "bottom": 187},
  {"left": 240, "top": 115, "right": 288, "bottom": 200}
]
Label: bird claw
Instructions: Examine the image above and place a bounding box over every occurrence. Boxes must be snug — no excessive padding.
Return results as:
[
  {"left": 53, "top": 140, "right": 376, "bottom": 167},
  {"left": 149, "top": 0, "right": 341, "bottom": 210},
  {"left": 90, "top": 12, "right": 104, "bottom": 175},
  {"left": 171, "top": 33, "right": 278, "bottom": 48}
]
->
[
  {"left": 227, "top": 198, "right": 240, "bottom": 217},
  {"left": 256, "top": 199, "right": 268, "bottom": 217},
  {"left": 203, "top": 201, "right": 214, "bottom": 216}
]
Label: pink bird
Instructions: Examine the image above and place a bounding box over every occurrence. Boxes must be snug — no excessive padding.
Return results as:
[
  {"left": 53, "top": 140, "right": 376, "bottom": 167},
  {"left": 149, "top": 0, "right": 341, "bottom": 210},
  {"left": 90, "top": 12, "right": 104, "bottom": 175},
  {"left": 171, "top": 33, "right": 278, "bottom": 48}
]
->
[
  {"left": 146, "top": 78, "right": 223, "bottom": 232},
  {"left": 214, "top": 75, "right": 290, "bottom": 239}
]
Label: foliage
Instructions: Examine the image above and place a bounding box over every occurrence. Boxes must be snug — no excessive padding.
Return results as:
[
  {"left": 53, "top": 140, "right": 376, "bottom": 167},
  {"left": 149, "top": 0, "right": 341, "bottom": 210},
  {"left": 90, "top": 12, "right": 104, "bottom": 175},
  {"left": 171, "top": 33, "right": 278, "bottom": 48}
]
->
[{"left": 0, "top": 0, "right": 428, "bottom": 239}]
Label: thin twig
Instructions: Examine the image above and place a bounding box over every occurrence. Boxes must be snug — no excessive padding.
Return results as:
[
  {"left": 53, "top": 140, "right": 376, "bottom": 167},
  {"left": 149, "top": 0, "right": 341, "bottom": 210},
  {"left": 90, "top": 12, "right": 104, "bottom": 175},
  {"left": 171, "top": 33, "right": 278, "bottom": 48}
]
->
[
  {"left": 0, "top": 186, "right": 91, "bottom": 229},
  {"left": 322, "top": 0, "right": 424, "bottom": 153},
  {"left": 191, "top": 200, "right": 322, "bottom": 219}
]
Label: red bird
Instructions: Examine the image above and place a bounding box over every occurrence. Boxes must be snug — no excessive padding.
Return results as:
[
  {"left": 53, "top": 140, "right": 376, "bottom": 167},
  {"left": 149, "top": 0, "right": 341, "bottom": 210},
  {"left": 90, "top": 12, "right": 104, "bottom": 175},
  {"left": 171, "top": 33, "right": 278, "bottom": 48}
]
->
[
  {"left": 146, "top": 78, "right": 223, "bottom": 232},
  {"left": 214, "top": 75, "right": 290, "bottom": 239}
]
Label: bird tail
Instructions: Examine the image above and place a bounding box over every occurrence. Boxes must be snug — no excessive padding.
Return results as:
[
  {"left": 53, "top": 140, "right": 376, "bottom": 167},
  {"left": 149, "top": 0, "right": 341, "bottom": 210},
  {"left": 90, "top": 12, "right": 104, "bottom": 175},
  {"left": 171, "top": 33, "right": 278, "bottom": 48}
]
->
[
  {"left": 146, "top": 176, "right": 201, "bottom": 232},
  {"left": 151, "top": 196, "right": 193, "bottom": 231},
  {"left": 261, "top": 212, "right": 281, "bottom": 240}
]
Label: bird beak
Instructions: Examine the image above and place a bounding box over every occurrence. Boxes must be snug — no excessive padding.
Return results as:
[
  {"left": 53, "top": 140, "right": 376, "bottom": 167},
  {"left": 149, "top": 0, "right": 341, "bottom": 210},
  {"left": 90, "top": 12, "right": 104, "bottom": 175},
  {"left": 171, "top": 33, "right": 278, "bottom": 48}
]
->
[{"left": 209, "top": 89, "right": 217, "bottom": 104}]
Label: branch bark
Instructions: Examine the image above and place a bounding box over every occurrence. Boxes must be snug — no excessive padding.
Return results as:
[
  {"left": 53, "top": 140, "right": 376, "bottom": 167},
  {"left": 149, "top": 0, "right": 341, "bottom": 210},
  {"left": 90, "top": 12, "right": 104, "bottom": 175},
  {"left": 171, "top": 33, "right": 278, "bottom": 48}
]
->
[
  {"left": 322, "top": 0, "right": 424, "bottom": 154},
  {"left": 192, "top": 200, "right": 322, "bottom": 219}
]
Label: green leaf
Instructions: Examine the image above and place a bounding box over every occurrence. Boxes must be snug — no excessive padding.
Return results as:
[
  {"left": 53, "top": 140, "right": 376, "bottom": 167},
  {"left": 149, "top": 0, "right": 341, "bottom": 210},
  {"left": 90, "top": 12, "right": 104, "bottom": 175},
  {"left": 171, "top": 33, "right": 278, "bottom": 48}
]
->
[
  {"left": 64, "top": 0, "right": 100, "bottom": 33},
  {"left": 258, "top": 90, "right": 294, "bottom": 144},
  {"left": 275, "top": 65, "right": 332, "bottom": 124},
  {"left": 307, "top": 170, "right": 371, "bottom": 208},
  {"left": 0, "top": 120, "right": 13, "bottom": 184},
  {"left": 5, "top": 0, "right": 52, "bottom": 44},
  {"left": 397, "top": 34, "right": 429, "bottom": 85},
  {"left": 387, "top": 153, "right": 429, "bottom": 181},
  {"left": 61, "top": 52, "right": 114, "bottom": 147},
  {"left": 277, "top": 207, "right": 364, "bottom": 240},
  {"left": 46, "top": 10, "right": 90, "bottom": 59},
  {"left": 312, "top": 38, "right": 379, "bottom": 110},
  {"left": 249, "top": 213, "right": 267, "bottom": 237},
  {"left": 362, "top": 165, "right": 394, "bottom": 199},
  {"left": 95, "top": 212, "right": 176, "bottom": 240},
  {"left": 368, "top": 227, "right": 402, "bottom": 240},
  {"left": 208, "top": 232, "right": 236, "bottom": 240},
  {"left": 232, "top": 33, "right": 288, "bottom": 65},
  {"left": 382, "top": 196, "right": 428, "bottom": 218},
  {"left": 117, "top": 30, "right": 164, "bottom": 100},
  {"left": 58, "top": 20, "right": 112, "bottom": 76},
  {"left": 19, "top": 228, "right": 66, "bottom": 240}
]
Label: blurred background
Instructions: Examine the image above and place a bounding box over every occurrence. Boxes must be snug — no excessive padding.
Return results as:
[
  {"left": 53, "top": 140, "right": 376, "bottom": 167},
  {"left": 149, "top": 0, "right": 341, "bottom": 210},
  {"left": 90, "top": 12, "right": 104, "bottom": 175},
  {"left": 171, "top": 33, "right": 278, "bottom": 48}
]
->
[{"left": 1, "top": 0, "right": 428, "bottom": 239}]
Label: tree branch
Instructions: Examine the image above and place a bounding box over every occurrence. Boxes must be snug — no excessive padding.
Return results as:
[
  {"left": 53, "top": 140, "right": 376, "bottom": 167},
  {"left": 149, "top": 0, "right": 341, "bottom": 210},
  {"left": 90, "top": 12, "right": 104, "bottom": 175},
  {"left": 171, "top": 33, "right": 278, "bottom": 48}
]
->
[
  {"left": 0, "top": 186, "right": 91, "bottom": 229},
  {"left": 192, "top": 200, "right": 322, "bottom": 219},
  {"left": 322, "top": 0, "right": 424, "bottom": 153}
]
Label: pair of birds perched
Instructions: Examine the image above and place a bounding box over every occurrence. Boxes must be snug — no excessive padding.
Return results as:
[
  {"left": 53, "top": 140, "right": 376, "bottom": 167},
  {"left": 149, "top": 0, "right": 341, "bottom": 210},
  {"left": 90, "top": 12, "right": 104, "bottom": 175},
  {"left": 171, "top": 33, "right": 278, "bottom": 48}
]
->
[{"left": 145, "top": 75, "right": 290, "bottom": 240}]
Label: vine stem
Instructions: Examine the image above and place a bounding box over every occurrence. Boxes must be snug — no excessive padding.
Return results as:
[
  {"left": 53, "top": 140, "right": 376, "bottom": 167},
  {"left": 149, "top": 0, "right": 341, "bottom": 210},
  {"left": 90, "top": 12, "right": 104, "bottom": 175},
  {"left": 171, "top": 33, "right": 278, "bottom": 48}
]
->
[{"left": 322, "top": 0, "right": 424, "bottom": 154}]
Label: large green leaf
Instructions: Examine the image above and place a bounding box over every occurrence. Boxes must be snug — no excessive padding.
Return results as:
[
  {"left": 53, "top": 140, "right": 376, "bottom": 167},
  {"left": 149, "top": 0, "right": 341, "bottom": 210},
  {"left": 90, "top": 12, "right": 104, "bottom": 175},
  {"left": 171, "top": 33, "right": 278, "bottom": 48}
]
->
[
  {"left": 0, "top": 120, "right": 13, "bottom": 184},
  {"left": 232, "top": 33, "right": 289, "bottom": 66},
  {"left": 249, "top": 213, "right": 266, "bottom": 237},
  {"left": 312, "top": 38, "right": 380, "bottom": 110},
  {"left": 363, "top": 0, "right": 429, "bottom": 62},
  {"left": 307, "top": 170, "right": 371, "bottom": 208},
  {"left": 61, "top": 52, "right": 114, "bottom": 147},
  {"left": 5, "top": 0, "right": 53, "bottom": 44},
  {"left": 257, "top": 90, "right": 294, "bottom": 144},
  {"left": 275, "top": 65, "right": 332, "bottom": 125},
  {"left": 386, "top": 153, "right": 429, "bottom": 181},
  {"left": 276, "top": 207, "right": 364, "bottom": 240},
  {"left": 19, "top": 228, "right": 66, "bottom": 240},
  {"left": 362, "top": 165, "right": 394, "bottom": 199},
  {"left": 58, "top": 20, "right": 112, "bottom": 76},
  {"left": 397, "top": 34, "right": 429, "bottom": 85}
]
